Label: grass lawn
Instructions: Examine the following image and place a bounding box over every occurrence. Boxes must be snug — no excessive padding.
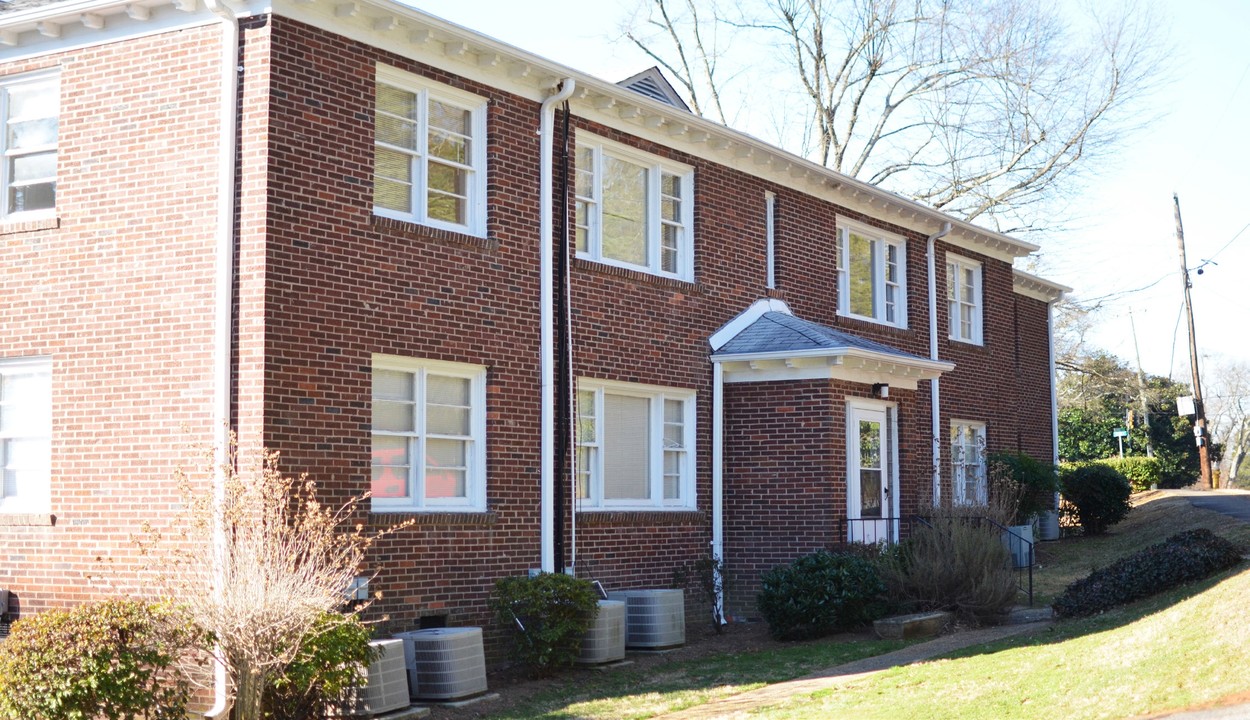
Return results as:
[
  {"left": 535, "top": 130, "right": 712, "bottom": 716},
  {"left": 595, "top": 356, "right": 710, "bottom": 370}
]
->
[
  {"left": 754, "top": 563, "right": 1250, "bottom": 719},
  {"left": 1032, "top": 490, "right": 1250, "bottom": 604},
  {"left": 473, "top": 636, "right": 910, "bottom": 719},
  {"left": 459, "top": 491, "right": 1250, "bottom": 720}
]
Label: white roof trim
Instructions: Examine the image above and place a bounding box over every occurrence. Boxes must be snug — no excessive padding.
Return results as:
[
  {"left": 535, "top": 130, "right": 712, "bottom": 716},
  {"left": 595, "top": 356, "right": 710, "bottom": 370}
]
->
[
  {"left": 0, "top": 0, "right": 1041, "bottom": 262},
  {"left": 1013, "top": 269, "right": 1070, "bottom": 303},
  {"left": 708, "top": 298, "right": 792, "bottom": 351},
  {"left": 715, "top": 346, "right": 954, "bottom": 389}
]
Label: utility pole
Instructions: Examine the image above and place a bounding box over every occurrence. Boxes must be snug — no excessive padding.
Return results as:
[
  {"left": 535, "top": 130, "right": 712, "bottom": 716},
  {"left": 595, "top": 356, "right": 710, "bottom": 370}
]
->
[
  {"left": 1174, "top": 193, "right": 1213, "bottom": 489},
  {"left": 1128, "top": 309, "right": 1154, "bottom": 457}
]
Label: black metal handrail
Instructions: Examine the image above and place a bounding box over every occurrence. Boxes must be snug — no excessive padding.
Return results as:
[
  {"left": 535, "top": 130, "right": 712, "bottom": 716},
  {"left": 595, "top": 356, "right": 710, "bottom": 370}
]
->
[{"left": 912, "top": 514, "right": 1034, "bottom": 607}]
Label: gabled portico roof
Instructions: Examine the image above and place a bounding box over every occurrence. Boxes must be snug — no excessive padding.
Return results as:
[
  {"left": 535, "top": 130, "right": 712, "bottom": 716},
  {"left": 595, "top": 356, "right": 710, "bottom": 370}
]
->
[{"left": 710, "top": 299, "right": 954, "bottom": 388}]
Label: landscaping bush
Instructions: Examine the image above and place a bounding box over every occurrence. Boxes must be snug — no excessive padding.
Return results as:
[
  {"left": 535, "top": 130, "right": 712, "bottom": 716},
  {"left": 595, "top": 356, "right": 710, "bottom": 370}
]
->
[
  {"left": 756, "top": 550, "right": 888, "bottom": 641},
  {"left": 1097, "top": 456, "right": 1161, "bottom": 493},
  {"left": 989, "top": 451, "right": 1059, "bottom": 524},
  {"left": 263, "top": 612, "right": 376, "bottom": 720},
  {"left": 1059, "top": 462, "right": 1132, "bottom": 535},
  {"left": 1053, "top": 529, "right": 1244, "bottom": 618},
  {"left": 880, "top": 502, "right": 1018, "bottom": 620},
  {"left": 491, "top": 573, "right": 600, "bottom": 674},
  {"left": 0, "top": 598, "right": 200, "bottom": 720}
]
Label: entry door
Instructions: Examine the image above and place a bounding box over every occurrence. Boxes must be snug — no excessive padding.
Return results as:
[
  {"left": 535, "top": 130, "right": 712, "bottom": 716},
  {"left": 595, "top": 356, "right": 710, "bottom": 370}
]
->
[{"left": 847, "top": 405, "right": 893, "bottom": 544}]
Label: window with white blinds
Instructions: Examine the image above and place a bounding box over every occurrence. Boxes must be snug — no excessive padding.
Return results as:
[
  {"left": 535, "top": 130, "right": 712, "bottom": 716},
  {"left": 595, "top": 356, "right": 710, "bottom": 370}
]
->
[{"left": 576, "top": 380, "right": 695, "bottom": 509}]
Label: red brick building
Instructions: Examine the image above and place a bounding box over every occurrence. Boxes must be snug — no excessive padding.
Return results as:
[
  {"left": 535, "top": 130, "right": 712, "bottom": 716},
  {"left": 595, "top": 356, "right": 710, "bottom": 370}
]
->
[{"left": 0, "top": 0, "right": 1066, "bottom": 649}]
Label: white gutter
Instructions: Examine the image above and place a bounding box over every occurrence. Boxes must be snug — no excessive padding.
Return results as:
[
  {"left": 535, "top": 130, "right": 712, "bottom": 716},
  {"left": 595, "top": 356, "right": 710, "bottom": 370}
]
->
[
  {"left": 1048, "top": 299, "right": 1060, "bottom": 471},
  {"left": 927, "top": 223, "right": 952, "bottom": 506},
  {"left": 538, "top": 78, "right": 576, "bottom": 574},
  {"left": 202, "top": 1, "right": 239, "bottom": 716},
  {"left": 711, "top": 360, "right": 724, "bottom": 623}
]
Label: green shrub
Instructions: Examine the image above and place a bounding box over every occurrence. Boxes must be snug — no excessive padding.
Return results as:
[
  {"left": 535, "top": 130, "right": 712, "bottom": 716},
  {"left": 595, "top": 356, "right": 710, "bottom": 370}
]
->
[
  {"left": 263, "top": 613, "right": 376, "bottom": 720},
  {"left": 0, "top": 598, "right": 200, "bottom": 720},
  {"left": 1059, "top": 462, "right": 1132, "bottom": 535},
  {"left": 756, "top": 550, "right": 888, "bottom": 641},
  {"left": 1097, "top": 456, "right": 1161, "bottom": 493},
  {"left": 491, "top": 573, "right": 600, "bottom": 674},
  {"left": 1053, "top": 529, "right": 1244, "bottom": 618},
  {"left": 880, "top": 503, "right": 1018, "bottom": 620},
  {"left": 989, "top": 452, "right": 1059, "bottom": 524}
]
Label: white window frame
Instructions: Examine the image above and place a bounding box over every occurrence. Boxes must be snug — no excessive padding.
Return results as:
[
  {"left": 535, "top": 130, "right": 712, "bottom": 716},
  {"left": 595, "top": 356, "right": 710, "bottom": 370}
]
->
[
  {"left": 765, "top": 191, "right": 777, "bottom": 289},
  {"left": 370, "top": 355, "right": 487, "bottom": 513},
  {"left": 947, "top": 254, "right": 983, "bottom": 345},
  {"left": 835, "top": 217, "right": 907, "bottom": 328},
  {"left": 1, "top": 70, "right": 59, "bottom": 222},
  {"left": 576, "top": 379, "right": 696, "bottom": 510},
  {"left": 0, "top": 356, "right": 51, "bottom": 514},
  {"left": 373, "top": 65, "right": 487, "bottom": 237},
  {"left": 575, "top": 133, "right": 695, "bottom": 281},
  {"left": 950, "top": 420, "right": 987, "bottom": 506}
]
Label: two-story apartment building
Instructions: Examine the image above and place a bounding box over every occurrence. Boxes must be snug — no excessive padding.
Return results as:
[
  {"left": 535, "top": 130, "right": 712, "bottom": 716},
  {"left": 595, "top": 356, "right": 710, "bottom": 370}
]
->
[{"left": 0, "top": 0, "right": 1066, "bottom": 645}]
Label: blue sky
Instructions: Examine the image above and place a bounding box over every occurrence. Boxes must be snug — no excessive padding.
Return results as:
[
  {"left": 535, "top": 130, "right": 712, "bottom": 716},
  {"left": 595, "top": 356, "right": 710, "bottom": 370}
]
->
[{"left": 407, "top": 0, "right": 1250, "bottom": 381}]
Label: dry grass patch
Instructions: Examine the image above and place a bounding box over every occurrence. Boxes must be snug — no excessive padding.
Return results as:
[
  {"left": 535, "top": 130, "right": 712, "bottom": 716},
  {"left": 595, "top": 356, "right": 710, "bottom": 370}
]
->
[{"left": 1032, "top": 490, "right": 1250, "bottom": 604}]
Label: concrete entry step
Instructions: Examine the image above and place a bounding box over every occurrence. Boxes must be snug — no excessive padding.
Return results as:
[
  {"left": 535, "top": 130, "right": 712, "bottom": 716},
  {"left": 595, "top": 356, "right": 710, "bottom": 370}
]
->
[{"left": 872, "top": 611, "right": 953, "bottom": 640}]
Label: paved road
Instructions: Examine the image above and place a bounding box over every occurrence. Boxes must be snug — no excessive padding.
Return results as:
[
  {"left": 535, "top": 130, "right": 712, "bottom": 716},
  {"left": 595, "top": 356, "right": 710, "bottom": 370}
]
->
[{"left": 1186, "top": 490, "right": 1250, "bottom": 522}]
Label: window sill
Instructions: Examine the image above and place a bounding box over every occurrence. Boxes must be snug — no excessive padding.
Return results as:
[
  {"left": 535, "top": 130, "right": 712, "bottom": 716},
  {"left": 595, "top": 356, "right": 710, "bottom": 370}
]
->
[
  {"left": 370, "top": 215, "right": 497, "bottom": 252},
  {"left": 0, "top": 513, "right": 55, "bottom": 526},
  {"left": 0, "top": 216, "right": 59, "bottom": 235},
  {"left": 576, "top": 509, "right": 705, "bottom": 526},
  {"left": 574, "top": 258, "right": 704, "bottom": 293},
  {"left": 368, "top": 510, "right": 496, "bottom": 527}
]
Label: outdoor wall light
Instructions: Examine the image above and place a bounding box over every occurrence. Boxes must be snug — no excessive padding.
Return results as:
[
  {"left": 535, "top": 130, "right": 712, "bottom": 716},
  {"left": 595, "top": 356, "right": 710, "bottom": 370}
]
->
[{"left": 873, "top": 383, "right": 890, "bottom": 399}]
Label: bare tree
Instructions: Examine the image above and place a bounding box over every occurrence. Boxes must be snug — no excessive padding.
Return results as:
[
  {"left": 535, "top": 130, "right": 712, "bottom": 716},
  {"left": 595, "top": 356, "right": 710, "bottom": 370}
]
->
[
  {"left": 619, "top": 0, "right": 1167, "bottom": 234},
  {"left": 1206, "top": 359, "right": 1250, "bottom": 487},
  {"left": 139, "top": 438, "right": 408, "bottom": 719}
]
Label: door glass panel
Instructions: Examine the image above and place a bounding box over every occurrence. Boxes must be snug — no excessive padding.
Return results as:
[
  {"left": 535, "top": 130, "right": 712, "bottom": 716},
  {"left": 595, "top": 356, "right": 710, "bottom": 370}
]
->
[{"left": 858, "top": 418, "right": 883, "bottom": 518}]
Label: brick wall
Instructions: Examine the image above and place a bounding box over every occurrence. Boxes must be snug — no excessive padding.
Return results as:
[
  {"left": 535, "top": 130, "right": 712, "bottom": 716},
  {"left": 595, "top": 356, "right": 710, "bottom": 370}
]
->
[
  {"left": 0, "top": 11, "right": 1057, "bottom": 652},
  {"left": 0, "top": 25, "right": 222, "bottom": 617}
]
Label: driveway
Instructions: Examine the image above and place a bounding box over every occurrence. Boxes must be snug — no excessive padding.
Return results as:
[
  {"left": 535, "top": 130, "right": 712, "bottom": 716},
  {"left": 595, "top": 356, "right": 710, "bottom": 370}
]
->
[{"left": 1183, "top": 489, "right": 1250, "bottom": 523}]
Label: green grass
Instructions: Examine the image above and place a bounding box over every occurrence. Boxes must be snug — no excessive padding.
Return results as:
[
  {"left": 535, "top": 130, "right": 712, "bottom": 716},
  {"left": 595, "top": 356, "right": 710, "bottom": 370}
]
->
[
  {"left": 1033, "top": 490, "right": 1250, "bottom": 604},
  {"left": 480, "top": 637, "right": 909, "bottom": 719},
  {"left": 470, "top": 491, "right": 1250, "bottom": 720},
  {"left": 752, "top": 563, "right": 1250, "bottom": 719}
]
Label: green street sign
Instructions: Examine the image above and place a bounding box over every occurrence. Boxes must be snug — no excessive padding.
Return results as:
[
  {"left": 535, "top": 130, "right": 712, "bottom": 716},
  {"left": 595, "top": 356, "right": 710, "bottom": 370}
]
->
[{"left": 1113, "top": 428, "right": 1128, "bottom": 437}]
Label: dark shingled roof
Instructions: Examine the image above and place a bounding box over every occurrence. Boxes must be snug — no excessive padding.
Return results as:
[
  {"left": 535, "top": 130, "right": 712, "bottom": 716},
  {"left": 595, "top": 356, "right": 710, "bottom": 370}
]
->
[{"left": 714, "top": 311, "right": 929, "bottom": 361}]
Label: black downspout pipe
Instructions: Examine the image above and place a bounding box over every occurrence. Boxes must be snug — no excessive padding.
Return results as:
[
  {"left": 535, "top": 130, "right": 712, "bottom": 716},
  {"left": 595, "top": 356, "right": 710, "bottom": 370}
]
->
[{"left": 553, "top": 102, "right": 572, "bottom": 573}]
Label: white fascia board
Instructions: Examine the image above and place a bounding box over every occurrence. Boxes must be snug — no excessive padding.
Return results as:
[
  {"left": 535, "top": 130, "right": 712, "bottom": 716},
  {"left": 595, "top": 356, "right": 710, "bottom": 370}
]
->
[
  {"left": 269, "top": 0, "right": 1038, "bottom": 261},
  {"left": 1013, "top": 268, "right": 1070, "bottom": 303},
  {"left": 713, "top": 346, "right": 955, "bottom": 375},
  {"left": 0, "top": 0, "right": 265, "bottom": 63},
  {"left": 707, "top": 297, "right": 792, "bottom": 351}
]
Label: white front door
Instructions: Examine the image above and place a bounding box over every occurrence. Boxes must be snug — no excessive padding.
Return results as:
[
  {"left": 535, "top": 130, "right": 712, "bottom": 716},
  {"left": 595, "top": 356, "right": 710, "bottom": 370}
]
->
[{"left": 847, "top": 403, "right": 896, "bottom": 544}]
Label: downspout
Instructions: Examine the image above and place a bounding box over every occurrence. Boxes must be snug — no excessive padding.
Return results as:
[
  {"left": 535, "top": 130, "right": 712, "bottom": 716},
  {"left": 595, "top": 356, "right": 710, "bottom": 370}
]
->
[
  {"left": 203, "top": 0, "right": 240, "bottom": 716},
  {"left": 711, "top": 360, "right": 724, "bottom": 622},
  {"left": 538, "top": 78, "right": 576, "bottom": 574},
  {"left": 1048, "top": 299, "right": 1060, "bottom": 499},
  {"left": 926, "top": 222, "right": 952, "bottom": 506}
]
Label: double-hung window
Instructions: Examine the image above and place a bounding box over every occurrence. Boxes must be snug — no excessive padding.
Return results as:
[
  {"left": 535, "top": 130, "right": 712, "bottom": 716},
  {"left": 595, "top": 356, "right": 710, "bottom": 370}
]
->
[
  {"left": 576, "top": 380, "right": 695, "bottom": 510},
  {"left": 950, "top": 421, "right": 987, "bottom": 506},
  {"left": 836, "top": 219, "right": 906, "bottom": 327},
  {"left": 373, "top": 66, "right": 486, "bottom": 236},
  {"left": 947, "top": 255, "right": 983, "bottom": 344},
  {"left": 1, "top": 71, "right": 58, "bottom": 219},
  {"left": 0, "top": 357, "right": 51, "bottom": 514},
  {"left": 371, "top": 356, "right": 487, "bottom": 512},
  {"left": 575, "top": 135, "right": 694, "bottom": 281}
]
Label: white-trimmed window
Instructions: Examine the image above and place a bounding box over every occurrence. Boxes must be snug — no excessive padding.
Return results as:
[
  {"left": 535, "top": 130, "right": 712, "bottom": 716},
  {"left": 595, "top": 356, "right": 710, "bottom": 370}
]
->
[
  {"left": 371, "top": 356, "right": 487, "bottom": 512},
  {"left": 575, "top": 135, "right": 694, "bottom": 281},
  {"left": 836, "top": 219, "right": 906, "bottom": 327},
  {"left": 950, "top": 421, "right": 987, "bottom": 505},
  {"left": 1, "top": 71, "right": 58, "bottom": 220},
  {"left": 948, "top": 255, "right": 983, "bottom": 344},
  {"left": 373, "top": 66, "right": 487, "bottom": 236},
  {"left": 0, "top": 357, "right": 51, "bottom": 514},
  {"left": 576, "top": 380, "right": 695, "bottom": 509}
]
